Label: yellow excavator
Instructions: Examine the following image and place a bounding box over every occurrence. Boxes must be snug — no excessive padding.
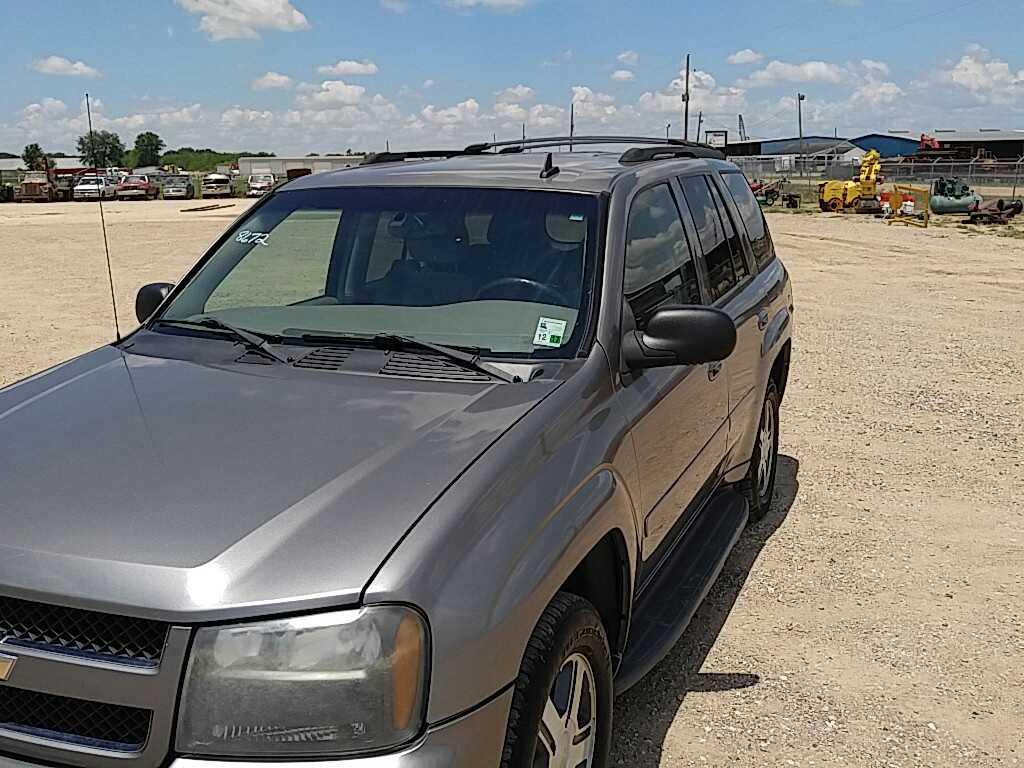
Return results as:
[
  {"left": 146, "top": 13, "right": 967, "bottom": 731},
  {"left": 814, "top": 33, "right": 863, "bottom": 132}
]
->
[{"left": 818, "top": 149, "right": 882, "bottom": 213}]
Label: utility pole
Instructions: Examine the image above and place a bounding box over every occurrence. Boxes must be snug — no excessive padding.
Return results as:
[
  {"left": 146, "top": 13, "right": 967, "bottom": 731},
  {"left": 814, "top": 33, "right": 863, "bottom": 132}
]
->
[
  {"left": 696, "top": 111, "right": 703, "bottom": 142},
  {"left": 522, "top": 122, "right": 526, "bottom": 150},
  {"left": 569, "top": 102, "right": 575, "bottom": 151},
  {"left": 665, "top": 123, "right": 671, "bottom": 141},
  {"left": 797, "top": 92, "right": 806, "bottom": 179},
  {"left": 682, "top": 53, "right": 691, "bottom": 141}
]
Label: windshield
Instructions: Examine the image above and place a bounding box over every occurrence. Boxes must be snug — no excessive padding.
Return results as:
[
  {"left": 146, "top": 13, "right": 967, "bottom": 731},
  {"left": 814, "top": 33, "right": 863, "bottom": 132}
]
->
[
  {"left": 251, "top": 174, "right": 274, "bottom": 183},
  {"left": 125, "top": 175, "right": 146, "bottom": 183},
  {"left": 167, "top": 176, "right": 190, "bottom": 184},
  {"left": 78, "top": 176, "right": 101, "bottom": 185},
  {"left": 158, "top": 186, "right": 600, "bottom": 357}
]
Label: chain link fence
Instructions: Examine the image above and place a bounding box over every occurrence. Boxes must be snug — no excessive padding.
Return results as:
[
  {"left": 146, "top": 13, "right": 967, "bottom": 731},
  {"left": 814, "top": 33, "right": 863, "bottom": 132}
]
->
[{"left": 729, "top": 155, "right": 1024, "bottom": 197}]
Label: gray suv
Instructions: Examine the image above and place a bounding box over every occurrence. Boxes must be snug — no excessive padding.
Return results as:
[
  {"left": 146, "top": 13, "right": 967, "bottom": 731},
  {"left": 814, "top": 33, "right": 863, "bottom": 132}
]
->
[{"left": 0, "top": 137, "right": 792, "bottom": 768}]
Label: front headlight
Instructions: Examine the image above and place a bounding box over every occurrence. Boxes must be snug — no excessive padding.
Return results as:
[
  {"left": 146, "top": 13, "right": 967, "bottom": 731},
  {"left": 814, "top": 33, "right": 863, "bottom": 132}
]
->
[{"left": 176, "top": 607, "right": 428, "bottom": 757}]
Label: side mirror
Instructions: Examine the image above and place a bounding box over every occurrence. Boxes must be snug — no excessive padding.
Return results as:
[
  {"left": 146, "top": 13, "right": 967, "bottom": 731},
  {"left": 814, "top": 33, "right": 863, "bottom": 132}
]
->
[
  {"left": 622, "top": 306, "right": 736, "bottom": 371},
  {"left": 136, "top": 282, "right": 174, "bottom": 323}
]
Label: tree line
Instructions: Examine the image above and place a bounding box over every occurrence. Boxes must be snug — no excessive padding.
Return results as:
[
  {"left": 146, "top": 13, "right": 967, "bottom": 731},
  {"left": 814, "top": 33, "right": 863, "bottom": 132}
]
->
[{"left": 19, "top": 131, "right": 277, "bottom": 173}]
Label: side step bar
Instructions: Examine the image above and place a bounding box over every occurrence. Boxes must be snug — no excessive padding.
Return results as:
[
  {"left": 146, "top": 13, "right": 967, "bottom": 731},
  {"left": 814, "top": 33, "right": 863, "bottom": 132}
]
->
[{"left": 614, "top": 488, "right": 748, "bottom": 694}]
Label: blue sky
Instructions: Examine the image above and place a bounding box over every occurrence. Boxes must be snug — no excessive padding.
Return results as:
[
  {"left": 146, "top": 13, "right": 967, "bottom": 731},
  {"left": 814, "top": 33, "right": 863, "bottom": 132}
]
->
[{"left": 2, "top": 0, "right": 1021, "bottom": 155}]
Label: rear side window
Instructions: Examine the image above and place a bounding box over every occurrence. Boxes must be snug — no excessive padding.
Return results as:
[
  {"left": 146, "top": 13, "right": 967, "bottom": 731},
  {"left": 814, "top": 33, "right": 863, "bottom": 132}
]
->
[
  {"left": 624, "top": 184, "right": 702, "bottom": 327},
  {"left": 680, "top": 176, "right": 740, "bottom": 301},
  {"left": 722, "top": 172, "right": 774, "bottom": 268},
  {"left": 708, "top": 181, "right": 750, "bottom": 282}
]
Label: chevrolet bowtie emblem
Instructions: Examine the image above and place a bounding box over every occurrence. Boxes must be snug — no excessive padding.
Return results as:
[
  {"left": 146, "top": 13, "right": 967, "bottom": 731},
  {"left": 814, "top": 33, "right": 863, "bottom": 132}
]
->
[{"left": 0, "top": 652, "right": 17, "bottom": 682}]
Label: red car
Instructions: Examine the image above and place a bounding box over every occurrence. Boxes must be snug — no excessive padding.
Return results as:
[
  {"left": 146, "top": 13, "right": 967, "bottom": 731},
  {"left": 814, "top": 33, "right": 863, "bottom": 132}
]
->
[{"left": 116, "top": 174, "right": 159, "bottom": 200}]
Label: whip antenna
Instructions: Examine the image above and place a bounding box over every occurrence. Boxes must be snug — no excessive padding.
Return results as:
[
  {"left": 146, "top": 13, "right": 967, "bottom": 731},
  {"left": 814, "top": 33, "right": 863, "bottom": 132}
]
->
[{"left": 85, "top": 92, "right": 121, "bottom": 342}]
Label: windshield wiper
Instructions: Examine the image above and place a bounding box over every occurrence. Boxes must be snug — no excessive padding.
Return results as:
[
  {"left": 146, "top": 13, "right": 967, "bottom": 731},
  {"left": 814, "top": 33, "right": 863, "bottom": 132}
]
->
[
  {"left": 154, "top": 317, "right": 289, "bottom": 364},
  {"left": 294, "top": 330, "right": 520, "bottom": 383}
]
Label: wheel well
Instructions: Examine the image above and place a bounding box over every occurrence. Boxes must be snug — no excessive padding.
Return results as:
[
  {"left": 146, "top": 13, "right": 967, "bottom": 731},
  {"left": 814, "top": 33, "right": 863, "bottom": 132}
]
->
[
  {"left": 770, "top": 340, "right": 792, "bottom": 401},
  {"left": 561, "top": 531, "right": 630, "bottom": 659}
]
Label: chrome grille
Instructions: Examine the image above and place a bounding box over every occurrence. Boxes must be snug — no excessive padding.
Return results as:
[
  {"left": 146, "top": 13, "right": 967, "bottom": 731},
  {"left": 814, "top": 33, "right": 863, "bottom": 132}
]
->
[{"left": 0, "top": 595, "right": 168, "bottom": 666}]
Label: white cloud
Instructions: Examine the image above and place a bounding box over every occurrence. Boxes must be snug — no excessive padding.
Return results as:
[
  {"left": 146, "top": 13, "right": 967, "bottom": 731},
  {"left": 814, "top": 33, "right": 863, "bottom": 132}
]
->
[
  {"left": 527, "top": 103, "right": 565, "bottom": 128},
  {"left": 936, "top": 45, "right": 1024, "bottom": 104},
  {"left": 617, "top": 50, "right": 639, "bottom": 66},
  {"left": 611, "top": 69, "right": 635, "bottom": 82},
  {"left": 221, "top": 106, "right": 275, "bottom": 128},
  {"left": 31, "top": 55, "right": 100, "bottom": 78},
  {"left": 727, "top": 48, "right": 763, "bottom": 65},
  {"left": 296, "top": 80, "right": 367, "bottom": 108},
  {"left": 741, "top": 59, "right": 845, "bottom": 87},
  {"left": 423, "top": 79, "right": 436, "bottom": 88},
  {"left": 571, "top": 86, "right": 618, "bottom": 122},
  {"left": 495, "top": 84, "right": 535, "bottom": 101},
  {"left": 381, "top": 0, "right": 409, "bottom": 11},
  {"left": 252, "top": 71, "right": 294, "bottom": 90},
  {"left": 543, "top": 49, "right": 573, "bottom": 67},
  {"left": 494, "top": 102, "right": 528, "bottom": 122},
  {"left": 317, "top": 59, "right": 379, "bottom": 76},
  {"left": 851, "top": 80, "right": 904, "bottom": 107},
  {"left": 638, "top": 68, "right": 746, "bottom": 116},
  {"left": 447, "top": 0, "right": 530, "bottom": 9},
  {"left": 176, "top": 0, "right": 310, "bottom": 41},
  {"left": 421, "top": 98, "right": 480, "bottom": 126},
  {"left": 861, "top": 59, "right": 890, "bottom": 76}
]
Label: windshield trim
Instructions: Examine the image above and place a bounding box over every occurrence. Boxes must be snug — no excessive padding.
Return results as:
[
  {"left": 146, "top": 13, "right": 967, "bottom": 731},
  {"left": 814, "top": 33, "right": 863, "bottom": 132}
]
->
[{"left": 144, "top": 185, "right": 606, "bottom": 362}]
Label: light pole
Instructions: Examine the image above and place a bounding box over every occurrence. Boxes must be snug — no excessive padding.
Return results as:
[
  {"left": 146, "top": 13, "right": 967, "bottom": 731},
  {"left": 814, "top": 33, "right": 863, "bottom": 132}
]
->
[
  {"left": 682, "top": 53, "right": 691, "bottom": 141},
  {"left": 797, "top": 92, "right": 806, "bottom": 179},
  {"left": 666, "top": 123, "right": 672, "bottom": 141}
]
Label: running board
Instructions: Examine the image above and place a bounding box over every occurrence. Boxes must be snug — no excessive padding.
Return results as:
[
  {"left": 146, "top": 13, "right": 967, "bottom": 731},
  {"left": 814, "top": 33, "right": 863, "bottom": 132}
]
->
[{"left": 614, "top": 488, "right": 748, "bottom": 695}]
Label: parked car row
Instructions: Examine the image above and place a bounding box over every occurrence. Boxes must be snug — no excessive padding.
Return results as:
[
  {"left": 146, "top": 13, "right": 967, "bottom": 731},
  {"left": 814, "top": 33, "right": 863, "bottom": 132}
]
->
[{"left": 5, "top": 171, "right": 277, "bottom": 202}]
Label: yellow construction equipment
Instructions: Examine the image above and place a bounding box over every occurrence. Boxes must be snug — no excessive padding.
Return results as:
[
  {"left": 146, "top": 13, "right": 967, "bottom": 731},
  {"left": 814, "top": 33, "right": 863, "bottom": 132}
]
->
[
  {"left": 818, "top": 149, "right": 882, "bottom": 213},
  {"left": 886, "top": 184, "right": 930, "bottom": 228}
]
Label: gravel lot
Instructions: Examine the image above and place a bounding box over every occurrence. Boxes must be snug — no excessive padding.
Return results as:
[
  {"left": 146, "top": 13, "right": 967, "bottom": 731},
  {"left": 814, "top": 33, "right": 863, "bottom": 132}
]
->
[{"left": 2, "top": 201, "right": 1023, "bottom": 766}]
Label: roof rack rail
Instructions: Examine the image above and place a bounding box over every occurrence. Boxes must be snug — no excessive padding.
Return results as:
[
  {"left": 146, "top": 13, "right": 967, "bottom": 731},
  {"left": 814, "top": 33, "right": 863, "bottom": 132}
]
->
[
  {"left": 464, "top": 135, "right": 692, "bottom": 153},
  {"left": 361, "top": 149, "right": 466, "bottom": 166},
  {"left": 619, "top": 145, "right": 725, "bottom": 163}
]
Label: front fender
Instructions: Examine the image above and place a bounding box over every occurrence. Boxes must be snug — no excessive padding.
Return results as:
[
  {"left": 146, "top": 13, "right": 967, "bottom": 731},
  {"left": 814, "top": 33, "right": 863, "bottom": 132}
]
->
[{"left": 363, "top": 350, "right": 640, "bottom": 724}]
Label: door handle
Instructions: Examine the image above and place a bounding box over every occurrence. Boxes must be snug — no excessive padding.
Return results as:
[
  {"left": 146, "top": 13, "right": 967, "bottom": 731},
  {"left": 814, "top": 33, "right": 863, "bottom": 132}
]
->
[
  {"left": 707, "top": 361, "right": 723, "bottom": 381},
  {"left": 757, "top": 310, "right": 770, "bottom": 330}
]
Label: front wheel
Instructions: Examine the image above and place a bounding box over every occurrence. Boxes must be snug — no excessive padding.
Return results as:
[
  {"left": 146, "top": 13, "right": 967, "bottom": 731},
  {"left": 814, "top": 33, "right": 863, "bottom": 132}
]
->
[
  {"left": 501, "top": 593, "right": 612, "bottom": 768},
  {"left": 739, "top": 380, "right": 780, "bottom": 523}
]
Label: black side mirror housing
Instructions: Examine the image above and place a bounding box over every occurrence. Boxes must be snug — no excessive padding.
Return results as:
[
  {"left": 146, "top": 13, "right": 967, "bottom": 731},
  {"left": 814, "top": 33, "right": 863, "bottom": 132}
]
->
[
  {"left": 622, "top": 306, "right": 737, "bottom": 371},
  {"left": 135, "top": 282, "right": 174, "bottom": 323}
]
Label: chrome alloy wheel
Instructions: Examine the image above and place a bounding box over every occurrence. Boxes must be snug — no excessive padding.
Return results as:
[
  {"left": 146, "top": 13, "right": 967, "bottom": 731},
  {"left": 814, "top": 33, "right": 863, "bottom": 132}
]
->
[
  {"left": 534, "top": 652, "right": 598, "bottom": 768},
  {"left": 757, "top": 399, "right": 776, "bottom": 499}
]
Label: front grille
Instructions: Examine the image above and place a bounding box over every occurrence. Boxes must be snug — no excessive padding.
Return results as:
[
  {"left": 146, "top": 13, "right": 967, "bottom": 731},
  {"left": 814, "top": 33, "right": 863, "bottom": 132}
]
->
[
  {"left": 0, "top": 595, "right": 168, "bottom": 666},
  {"left": 0, "top": 687, "right": 151, "bottom": 752}
]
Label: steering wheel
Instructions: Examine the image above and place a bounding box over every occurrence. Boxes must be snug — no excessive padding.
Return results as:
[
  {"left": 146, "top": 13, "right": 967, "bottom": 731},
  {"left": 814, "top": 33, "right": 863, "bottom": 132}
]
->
[{"left": 474, "top": 277, "right": 570, "bottom": 306}]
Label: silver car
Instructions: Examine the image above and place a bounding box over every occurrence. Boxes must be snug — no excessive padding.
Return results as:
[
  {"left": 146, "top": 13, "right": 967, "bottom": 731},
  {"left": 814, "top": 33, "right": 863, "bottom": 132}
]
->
[{"left": 0, "top": 136, "right": 792, "bottom": 768}]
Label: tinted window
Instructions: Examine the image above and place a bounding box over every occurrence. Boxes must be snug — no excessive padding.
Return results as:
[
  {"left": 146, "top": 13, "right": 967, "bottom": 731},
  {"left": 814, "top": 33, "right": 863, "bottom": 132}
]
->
[
  {"left": 708, "top": 182, "right": 750, "bottom": 281},
  {"left": 161, "top": 187, "right": 599, "bottom": 358},
  {"left": 722, "top": 171, "right": 774, "bottom": 268},
  {"left": 624, "top": 184, "right": 701, "bottom": 327},
  {"left": 680, "top": 176, "right": 738, "bottom": 300}
]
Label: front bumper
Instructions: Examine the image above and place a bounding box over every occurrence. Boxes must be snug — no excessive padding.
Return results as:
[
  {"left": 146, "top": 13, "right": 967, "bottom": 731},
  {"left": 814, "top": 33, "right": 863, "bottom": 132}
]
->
[
  {"left": 118, "top": 189, "right": 148, "bottom": 198},
  {"left": 0, "top": 689, "right": 512, "bottom": 768}
]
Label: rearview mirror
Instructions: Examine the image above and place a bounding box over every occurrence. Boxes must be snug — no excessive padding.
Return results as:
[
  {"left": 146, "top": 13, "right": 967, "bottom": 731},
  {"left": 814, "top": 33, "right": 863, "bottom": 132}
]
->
[
  {"left": 136, "top": 282, "right": 174, "bottom": 323},
  {"left": 622, "top": 306, "right": 736, "bottom": 371}
]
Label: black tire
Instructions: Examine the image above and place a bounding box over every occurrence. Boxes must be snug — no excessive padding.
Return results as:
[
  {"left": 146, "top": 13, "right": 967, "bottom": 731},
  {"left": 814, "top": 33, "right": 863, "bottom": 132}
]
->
[
  {"left": 739, "top": 380, "right": 780, "bottom": 524},
  {"left": 501, "top": 592, "right": 612, "bottom": 768}
]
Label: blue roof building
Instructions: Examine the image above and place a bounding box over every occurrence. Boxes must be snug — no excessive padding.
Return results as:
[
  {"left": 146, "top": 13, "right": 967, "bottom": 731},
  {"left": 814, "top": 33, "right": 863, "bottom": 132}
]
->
[{"left": 851, "top": 133, "right": 920, "bottom": 158}]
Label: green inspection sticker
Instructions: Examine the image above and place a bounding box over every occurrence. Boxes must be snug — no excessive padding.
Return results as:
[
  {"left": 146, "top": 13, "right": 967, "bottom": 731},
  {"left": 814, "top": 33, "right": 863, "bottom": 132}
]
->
[{"left": 534, "top": 316, "right": 568, "bottom": 348}]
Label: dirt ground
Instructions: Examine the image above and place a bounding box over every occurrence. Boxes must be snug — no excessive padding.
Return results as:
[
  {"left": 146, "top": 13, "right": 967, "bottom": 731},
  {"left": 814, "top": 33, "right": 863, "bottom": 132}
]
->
[{"left": 2, "top": 201, "right": 1023, "bottom": 766}]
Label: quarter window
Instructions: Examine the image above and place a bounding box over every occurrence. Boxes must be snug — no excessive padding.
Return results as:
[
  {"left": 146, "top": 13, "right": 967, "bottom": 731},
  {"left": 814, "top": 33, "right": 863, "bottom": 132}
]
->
[
  {"left": 721, "top": 171, "right": 774, "bottom": 268},
  {"left": 624, "top": 184, "right": 701, "bottom": 327},
  {"left": 680, "top": 176, "right": 740, "bottom": 301}
]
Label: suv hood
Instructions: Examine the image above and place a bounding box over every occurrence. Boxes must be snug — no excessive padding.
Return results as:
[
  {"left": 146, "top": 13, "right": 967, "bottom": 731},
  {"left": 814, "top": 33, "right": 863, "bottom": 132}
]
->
[{"left": 0, "top": 346, "right": 557, "bottom": 621}]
